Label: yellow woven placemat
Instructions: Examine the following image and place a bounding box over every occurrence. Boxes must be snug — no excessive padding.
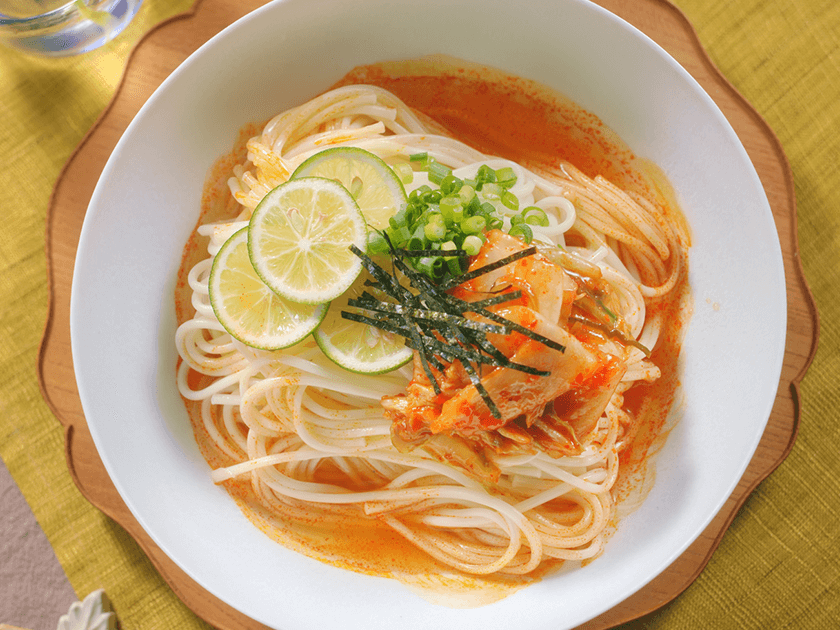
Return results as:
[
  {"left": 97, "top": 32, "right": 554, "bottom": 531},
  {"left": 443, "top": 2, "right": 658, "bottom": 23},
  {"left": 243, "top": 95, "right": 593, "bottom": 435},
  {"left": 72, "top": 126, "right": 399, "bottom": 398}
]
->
[
  {"left": 626, "top": 0, "right": 840, "bottom": 626},
  {"left": 0, "top": 0, "right": 837, "bottom": 628},
  {"left": 0, "top": 2, "right": 209, "bottom": 628}
]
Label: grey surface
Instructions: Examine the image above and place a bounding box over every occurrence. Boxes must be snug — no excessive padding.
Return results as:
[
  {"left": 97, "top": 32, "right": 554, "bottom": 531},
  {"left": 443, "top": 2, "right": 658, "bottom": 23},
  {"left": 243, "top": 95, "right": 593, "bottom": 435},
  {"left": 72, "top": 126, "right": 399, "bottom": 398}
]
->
[{"left": 0, "top": 457, "right": 77, "bottom": 630}]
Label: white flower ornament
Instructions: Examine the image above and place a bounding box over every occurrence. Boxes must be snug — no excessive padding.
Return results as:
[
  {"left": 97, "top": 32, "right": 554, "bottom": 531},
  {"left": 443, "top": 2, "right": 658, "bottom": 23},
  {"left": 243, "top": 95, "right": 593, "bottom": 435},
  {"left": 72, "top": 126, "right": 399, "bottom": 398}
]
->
[{"left": 56, "top": 589, "right": 116, "bottom": 630}]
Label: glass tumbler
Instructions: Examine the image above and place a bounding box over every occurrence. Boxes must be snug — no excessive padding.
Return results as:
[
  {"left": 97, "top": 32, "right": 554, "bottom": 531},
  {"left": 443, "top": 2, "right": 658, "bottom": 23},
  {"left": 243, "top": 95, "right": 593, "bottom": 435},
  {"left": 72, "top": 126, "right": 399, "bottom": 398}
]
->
[{"left": 0, "top": 0, "right": 143, "bottom": 56}]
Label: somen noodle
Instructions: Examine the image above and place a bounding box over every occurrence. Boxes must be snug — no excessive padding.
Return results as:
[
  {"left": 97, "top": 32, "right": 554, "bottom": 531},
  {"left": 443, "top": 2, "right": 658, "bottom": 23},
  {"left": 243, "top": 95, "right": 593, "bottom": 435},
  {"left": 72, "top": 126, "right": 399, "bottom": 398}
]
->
[{"left": 175, "top": 63, "right": 691, "bottom": 584}]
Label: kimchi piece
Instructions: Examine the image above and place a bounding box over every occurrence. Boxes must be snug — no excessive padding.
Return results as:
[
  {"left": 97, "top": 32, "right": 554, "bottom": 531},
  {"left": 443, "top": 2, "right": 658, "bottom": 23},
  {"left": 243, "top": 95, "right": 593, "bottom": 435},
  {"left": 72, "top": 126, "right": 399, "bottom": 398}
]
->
[{"left": 383, "top": 230, "right": 630, "bottom": 482}]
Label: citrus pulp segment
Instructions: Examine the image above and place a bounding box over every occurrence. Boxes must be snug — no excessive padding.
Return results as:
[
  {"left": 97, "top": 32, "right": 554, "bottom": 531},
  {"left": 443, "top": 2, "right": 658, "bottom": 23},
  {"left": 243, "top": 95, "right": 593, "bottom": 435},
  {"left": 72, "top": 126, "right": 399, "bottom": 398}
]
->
[
  {"left": 248, "top": 177, "right": 367, "bottom": 304},
  {"left": 209, "top": 228, "right": 327, "bottom": 350},
  {"left": 291, "top": 147, "right": 407, "bottom": 230}
]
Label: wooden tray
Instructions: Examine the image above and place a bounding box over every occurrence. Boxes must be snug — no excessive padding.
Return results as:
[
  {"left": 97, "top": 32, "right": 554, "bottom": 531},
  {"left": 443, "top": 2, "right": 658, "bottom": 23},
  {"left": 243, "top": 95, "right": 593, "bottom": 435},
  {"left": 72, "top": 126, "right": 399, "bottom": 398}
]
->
[{"left": 37, "top": 0, "right": 819, "bottom": 628}]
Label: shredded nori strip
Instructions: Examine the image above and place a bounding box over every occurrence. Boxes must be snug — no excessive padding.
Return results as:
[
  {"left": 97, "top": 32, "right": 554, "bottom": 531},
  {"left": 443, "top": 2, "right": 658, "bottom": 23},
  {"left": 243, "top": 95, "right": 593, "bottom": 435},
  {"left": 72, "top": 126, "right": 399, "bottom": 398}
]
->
[
  {"left": 365, "top": 258, "right": 537, "bottom": 373},
  {"left": 409, "top": 322, "right": 442, "bottom": 394},
  {"left": 457, "top": 359, "right": 501, "bottom": 418},
  {"left": 391, "top": 248, "right": 468, "bottom": 258},
  {"left": 342, "top": 243, "right": 568, "bottom": 418},
  {"left": 346, "top": 298, "right": 509, "bottom": 335},
  {"left": 467, "top": 290, "right": 524, "bottom": 310},
  {"left": 403, "top": 334, "right": 549, "bottom": 376},
  {"left": 389, "top": 247, "right": 567, "bottom": 354},
  {"left": 472, "top": 307, "right": 567, "bottom": 353},
  {"left": 341, "top": 310, "right": 411, "bottom": 337},
  {"left": 437, "top": 246, "right": 538, "bottom": 290}
]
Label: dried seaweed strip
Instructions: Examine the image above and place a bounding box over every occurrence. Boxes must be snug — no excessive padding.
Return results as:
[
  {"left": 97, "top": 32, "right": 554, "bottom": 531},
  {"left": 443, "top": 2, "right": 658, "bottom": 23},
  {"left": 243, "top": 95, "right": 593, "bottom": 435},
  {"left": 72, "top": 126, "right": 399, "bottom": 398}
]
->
[
  {"left": 408, "top": 322, "right": 441, "bottom": 394},
  {"left": 467, "top": 290, "right": 524, "bottom": 310},
  {"left": 392, "top": 248, "right": 468, "bottom": 259},
  {"left": 347, "top": 299, "right": 509, "bottom": 335},
  {"left": 437, "top": 246, "right": 537, "bottom": 290},
  {"left": 474, "top": 307, "right": 567, "bottom": 353},
  {"left": 457, "top": 359, "right": 501, "bottom": 419}
]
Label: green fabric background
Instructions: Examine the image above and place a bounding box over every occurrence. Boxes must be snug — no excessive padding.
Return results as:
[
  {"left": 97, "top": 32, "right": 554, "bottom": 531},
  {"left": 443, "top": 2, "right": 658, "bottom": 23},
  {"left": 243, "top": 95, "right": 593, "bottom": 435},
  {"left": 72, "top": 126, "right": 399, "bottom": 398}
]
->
[{"left": 0, "top": 1, "right": 837, "bottom": 628}]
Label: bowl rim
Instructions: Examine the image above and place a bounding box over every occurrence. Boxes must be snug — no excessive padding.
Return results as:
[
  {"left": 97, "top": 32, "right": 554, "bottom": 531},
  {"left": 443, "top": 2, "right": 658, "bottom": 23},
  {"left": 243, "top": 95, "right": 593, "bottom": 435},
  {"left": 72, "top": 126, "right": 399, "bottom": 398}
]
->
[{"left": 70, "top": 0, "right": 787, "bottom": 628}]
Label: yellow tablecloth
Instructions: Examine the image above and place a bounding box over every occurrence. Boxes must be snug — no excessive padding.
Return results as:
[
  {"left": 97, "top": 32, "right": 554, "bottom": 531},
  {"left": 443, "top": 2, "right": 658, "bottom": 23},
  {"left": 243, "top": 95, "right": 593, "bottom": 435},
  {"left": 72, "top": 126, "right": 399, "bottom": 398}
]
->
[{"left": 0, "top": 1, "right": 837, "bottom": 628}]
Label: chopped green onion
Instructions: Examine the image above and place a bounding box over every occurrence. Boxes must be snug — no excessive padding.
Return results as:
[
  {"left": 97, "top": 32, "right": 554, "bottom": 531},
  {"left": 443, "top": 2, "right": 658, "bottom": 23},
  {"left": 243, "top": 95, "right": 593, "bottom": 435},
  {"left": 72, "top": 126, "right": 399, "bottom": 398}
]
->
[
  {"left": 459, "top": 184, "right": 476, "bottom": 205},
  {"left": 495, "top": 167, "right": 517, "bottom": 188},
  {"left": 410, "top": 185, "right": 431, "bottom": 201},
  {"left": 466, "top": 194, "right": 482, "bottom": 215},
  {"left": 440, "top": 196, "right": 462, "bottom": 223},
  {"left": 463, "top": 215, "right": 486, "bottom": 235},
  {"left": 391, "top": 225, "right": 411, "bottom": 246},
  {"left": 424, "top": 218, "right": 446, "bottom": 242},
  {"left": 389, "top": 210, "right": 408, "bottom": 229},
  {"left": 476, "top": 164, "right": 496, "bottom": 188},
  {"left": 440, "top": 174, "right": 463, "bottom": 195},
  {"left": 392, "top": 162, "right": 414, "bottom": 185},
  {"left": 480, "top": 202, "right": 497, "bottom": 216},
  {"left": 372, "top": 160, "right": 543, "bottom": 281},
  {"left": 501, "top": 190, "right": 519, "bottom": 211},
  {"left": 450, "top": 205, "right": 464, "bottom": 225},
  {"left": 508, "top": 223, "right": 534, "bottom": 243},
  {"left": 463, "top": 234, "right": 484, "bottom": 256},
  {"left": 428, "top": 160, "right": 453, "bottom": 185},
  {"left": 367, "top": 230, "right": 388, "bottom": 254},
  {"left": 407, "top": 223, "right": 427, "bottom": 250},
  {"left": 441, "top": 240, "right": 462, "bottom": 276},
  {"left": 421, "top": 189, "right": 442, "bottom": 204},
  {"left": 522, "top": 206, "right": 549, "bottom": 226},
  {"left": 481, "top": 182, "right": 503, "bottom": 200},
  {"left": 414, "top": 256, "right": 446, "bottom": 280}
]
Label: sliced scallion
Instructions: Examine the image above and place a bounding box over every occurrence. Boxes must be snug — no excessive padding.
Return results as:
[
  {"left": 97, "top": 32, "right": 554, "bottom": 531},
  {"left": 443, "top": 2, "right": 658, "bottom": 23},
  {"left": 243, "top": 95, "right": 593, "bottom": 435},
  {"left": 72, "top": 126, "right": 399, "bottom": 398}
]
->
[
  {"left": 462, "top": 234, "right": 485, "bottom": 256},
  {"left": 392, "top": 162, "right": 414, "bottom": 185},
  {"left": 508, "top": 223, "right": 534, "bottom": 243},
  {"left": 495, "top": 167, "right": 517, "bottom": 188},
  {"left": 522, "top": 206, "right": 549, "bottom": 226},
  {"left": 428, "top": 160, "right": 453, "bottom": 185}
]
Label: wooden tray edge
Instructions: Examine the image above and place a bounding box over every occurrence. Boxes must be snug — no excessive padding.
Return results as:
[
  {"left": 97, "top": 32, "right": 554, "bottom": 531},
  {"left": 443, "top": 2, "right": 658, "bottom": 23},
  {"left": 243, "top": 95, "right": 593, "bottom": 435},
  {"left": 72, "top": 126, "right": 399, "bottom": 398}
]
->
[{"left": 36, "top": 3, "right": 203, "bottom": 433}]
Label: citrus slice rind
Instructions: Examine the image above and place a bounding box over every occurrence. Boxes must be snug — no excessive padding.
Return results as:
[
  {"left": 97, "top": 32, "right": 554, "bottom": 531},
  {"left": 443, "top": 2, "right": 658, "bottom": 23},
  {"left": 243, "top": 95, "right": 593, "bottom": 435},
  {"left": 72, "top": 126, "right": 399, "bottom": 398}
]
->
[
  {"left": 208, "top": 227, "right": 327, "bottom": 350},
  {"left": 314, "top": 271, "right": 413, "bottom": 374},
  {"left": 291, "top": 147, "right": 407, "bottom": 231},
  {"left": 248, "top": 177, "right": 367, "bottom": 304}
]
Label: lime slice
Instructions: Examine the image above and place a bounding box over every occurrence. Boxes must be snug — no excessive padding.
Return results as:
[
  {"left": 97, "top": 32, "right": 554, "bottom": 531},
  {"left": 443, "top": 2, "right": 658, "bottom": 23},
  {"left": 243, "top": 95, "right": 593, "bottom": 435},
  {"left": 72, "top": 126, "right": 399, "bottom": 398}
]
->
[
  {"left": 248, "top": 177, "right": 367, "bottom": 304},
  {"left": 315, "top": 271, "right": 413, "bottom": 374},
  {"left": 292, "top": 147, "right": 407, "bottom": 230},
  {"left": 209, "top": 228, "right": 327, "bottom": 350}
]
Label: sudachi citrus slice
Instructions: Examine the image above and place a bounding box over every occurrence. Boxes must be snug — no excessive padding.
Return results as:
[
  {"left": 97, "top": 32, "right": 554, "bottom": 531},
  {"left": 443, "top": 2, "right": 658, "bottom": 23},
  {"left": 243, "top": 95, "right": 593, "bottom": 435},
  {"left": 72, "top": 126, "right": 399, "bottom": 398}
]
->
[
  {"left": 315, "top": 271, "right": 413, "bottom": 374},
  {"left": 209, "top": 227, "right": 327, "bottom": 350},
  {"left": 248, "top": 177, "right": 367, "bottom": 304},
  {"left": 291, "top": 147, "right": 407, "bottom": 230}
]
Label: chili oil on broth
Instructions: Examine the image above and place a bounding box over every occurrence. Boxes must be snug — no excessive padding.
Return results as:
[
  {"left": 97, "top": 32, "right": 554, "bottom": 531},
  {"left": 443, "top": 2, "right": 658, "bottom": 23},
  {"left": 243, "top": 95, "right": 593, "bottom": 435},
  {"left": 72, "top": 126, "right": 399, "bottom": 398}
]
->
[{"left": 174, "top": 56, "right": 691, "bottom": 607}]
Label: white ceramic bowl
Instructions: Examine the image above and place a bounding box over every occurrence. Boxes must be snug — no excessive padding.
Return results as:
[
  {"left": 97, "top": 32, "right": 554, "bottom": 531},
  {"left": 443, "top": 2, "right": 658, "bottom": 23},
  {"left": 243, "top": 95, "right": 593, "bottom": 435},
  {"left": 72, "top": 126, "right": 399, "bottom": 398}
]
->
[{"left": 70, "top": 0, "right": 787, "bottom": 628}]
